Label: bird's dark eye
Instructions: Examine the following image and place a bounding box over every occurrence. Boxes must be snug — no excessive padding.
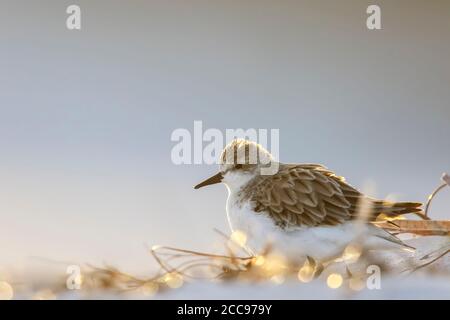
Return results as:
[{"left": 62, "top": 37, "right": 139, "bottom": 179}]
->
[{"left": 235, "top": 164, "right": 243, "bottom": 169}]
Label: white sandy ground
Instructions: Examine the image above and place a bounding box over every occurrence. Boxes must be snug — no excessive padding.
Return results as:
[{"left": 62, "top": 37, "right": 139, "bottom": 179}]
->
[{"left": 4, "top": 235, "right": 450, "bottom": 299}]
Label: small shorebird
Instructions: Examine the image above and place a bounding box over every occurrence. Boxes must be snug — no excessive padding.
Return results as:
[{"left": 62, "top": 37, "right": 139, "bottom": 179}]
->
[{"left": 194, "top": 139, "right": 421, "bottom": 262}]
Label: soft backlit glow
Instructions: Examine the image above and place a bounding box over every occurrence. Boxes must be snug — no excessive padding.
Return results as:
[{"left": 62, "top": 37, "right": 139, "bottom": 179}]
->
[
  {"left": 74, "top": 274, "right": 84, "bottom": 288},
  {"left": 230, "top": 230, "right": 247, "bottom": 248},
  {"left": 327, "top": 273, "right": 343, "bottom": 289},
  {"left": 141, "top": 282, "right": 159, "bottom": 296},
  {"left": 0, "top": 281, "right": 14, "bottom": 300},
  {"left": 32, "top": 289, "right": 56, "bottom": 300},
  {"left": 342, "top": 244, "right": 363, "bottom": 263},
  {"left": 261, "top": 254, "right": 287, "bottom": 276},
  {"left": 349, "top": 277, "right": 366, "bottom": 291},
  {"left": 270, "top": 274, "right": 285, "bottom": 285},
  {"left": 378, "top": 213, "right": 406, "bottom": 221},
  {"left": 253, "top": 255, "right": 265, "bottom": 266},
  {"left": 164, "top": 272, "right": 184, "bottom": 289},
  {"left": 297, "top": 261, "right": 315, "bottom": 283}
]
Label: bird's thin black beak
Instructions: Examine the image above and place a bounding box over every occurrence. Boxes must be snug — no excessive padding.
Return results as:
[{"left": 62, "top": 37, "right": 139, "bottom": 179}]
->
[{"left": 194, "top": 172, "right": 223, "bottom": 189}]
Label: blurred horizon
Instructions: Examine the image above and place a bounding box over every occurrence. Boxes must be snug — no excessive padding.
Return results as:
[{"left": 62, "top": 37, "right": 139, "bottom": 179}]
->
[{"left": 0, "top": 0, "right": 449, "bottom": 275}]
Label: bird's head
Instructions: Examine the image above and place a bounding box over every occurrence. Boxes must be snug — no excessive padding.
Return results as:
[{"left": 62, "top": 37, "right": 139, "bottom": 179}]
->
[{"left": 194, "top": 139, "right": 276, "bottom": 190}]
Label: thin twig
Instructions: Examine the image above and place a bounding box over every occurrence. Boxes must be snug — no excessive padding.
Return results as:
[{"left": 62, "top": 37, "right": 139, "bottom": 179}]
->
[{"left": 424, "top": 183, "right": 447, "bottom": 217}]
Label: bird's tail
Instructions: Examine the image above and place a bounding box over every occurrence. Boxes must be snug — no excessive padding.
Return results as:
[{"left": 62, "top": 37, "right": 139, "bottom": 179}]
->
[{"left": 373, "top": 200, "right": 424, "bottom": 219}]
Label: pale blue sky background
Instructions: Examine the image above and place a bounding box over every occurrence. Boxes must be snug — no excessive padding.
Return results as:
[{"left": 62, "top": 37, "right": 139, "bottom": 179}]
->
[{"left": 0, "top": 0, "right": 449, "bottom": 273}]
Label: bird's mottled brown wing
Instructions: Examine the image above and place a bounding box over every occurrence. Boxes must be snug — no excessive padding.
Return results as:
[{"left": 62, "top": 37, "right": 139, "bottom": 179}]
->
[
  {"left": 245, "top": 164, "right": 422, "bottom": 228},
  {"left": 242, "top": 164, "right": 357, "bottom": 228},
  {"left": 244, "top": 163, "right": 416, "bottom": 228}
]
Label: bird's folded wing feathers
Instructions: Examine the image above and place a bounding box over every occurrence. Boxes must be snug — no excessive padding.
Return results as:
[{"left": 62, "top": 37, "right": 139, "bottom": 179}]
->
[{"left": 248, "top": 164, "right": 415, "bottom": 228}]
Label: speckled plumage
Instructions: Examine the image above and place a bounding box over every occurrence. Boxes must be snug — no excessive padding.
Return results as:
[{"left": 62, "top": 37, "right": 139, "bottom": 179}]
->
[{"left": 196, "top": 139, "right": 422, "bottom": 261}]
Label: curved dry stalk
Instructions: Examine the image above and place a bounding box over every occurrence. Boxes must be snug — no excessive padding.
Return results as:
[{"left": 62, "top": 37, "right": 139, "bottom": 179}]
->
[
  {"left": 410, "top": 249, "right": 450, "bottom": 273},
  {"left": 425, "top": 182, "right": 448, "bottom": 218},
  {"left": 64, "top": 174, "right": 450, "bottom": 296},
  {"left": 149, "top": 244, "right": 254, "bottom": 281},
  {"left": 151, "top": 245, "right": 252, "bottom": 261}
]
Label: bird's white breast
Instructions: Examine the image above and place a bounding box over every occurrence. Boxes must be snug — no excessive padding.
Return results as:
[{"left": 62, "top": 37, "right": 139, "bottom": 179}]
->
[
  {"left": 225, "top": 191, "right": 348, "bottom": 260},
  {"left": 226, "top": 192, "right": 278, "bottom": 255},
  {"left": 225, "top": 191, "right": 402, "bottom": 263},
  {"left": 222, "top": 171, "right": 407, "bottom": 263}
]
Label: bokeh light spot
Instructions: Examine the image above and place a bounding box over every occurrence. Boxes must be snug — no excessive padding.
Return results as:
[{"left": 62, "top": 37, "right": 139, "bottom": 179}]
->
[
  {"left": 327, "top": 273, "right": 343, "bottom": 289},
  {"left": 0, "top": 281, "right": 14, "bottom": 300}
]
